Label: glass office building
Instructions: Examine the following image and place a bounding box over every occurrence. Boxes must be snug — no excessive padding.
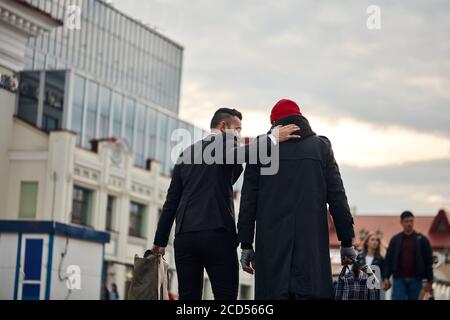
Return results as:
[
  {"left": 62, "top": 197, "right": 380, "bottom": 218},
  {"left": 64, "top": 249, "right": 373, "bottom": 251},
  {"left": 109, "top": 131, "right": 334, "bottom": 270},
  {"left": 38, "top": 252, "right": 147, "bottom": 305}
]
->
[
  {"left": 17, "top": 0, "right": 207, "bottom": 175},
  {"left": 17, "top": 69, "right": 205, "bottom": 174},
  {"left": 23, "top": 0, "right": 182, "bottom": 114}
]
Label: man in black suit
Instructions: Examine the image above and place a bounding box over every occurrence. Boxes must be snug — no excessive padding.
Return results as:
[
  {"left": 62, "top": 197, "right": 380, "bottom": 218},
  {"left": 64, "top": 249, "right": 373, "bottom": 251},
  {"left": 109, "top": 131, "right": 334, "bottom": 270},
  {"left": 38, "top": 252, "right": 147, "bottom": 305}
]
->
[{"left": 151, "top": 107, "right": 300, "bottom": 300}]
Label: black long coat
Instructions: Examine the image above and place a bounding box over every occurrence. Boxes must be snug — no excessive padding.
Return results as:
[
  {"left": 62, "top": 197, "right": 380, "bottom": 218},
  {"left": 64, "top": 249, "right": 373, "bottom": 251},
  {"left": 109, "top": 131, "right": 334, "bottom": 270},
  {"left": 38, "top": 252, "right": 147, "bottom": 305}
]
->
[{"left": 237, "top": 115, "right": 355, "bottom": 299}]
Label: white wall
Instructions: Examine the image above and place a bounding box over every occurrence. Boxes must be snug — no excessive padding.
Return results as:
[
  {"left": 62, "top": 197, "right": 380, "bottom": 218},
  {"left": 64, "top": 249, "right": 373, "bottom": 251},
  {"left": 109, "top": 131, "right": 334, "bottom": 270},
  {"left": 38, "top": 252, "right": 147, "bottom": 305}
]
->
[
  {"left": 0, "top": 233, "right": 19, "bottom": 300},
  {"left": 0, "top": 89, "right": 16, "bottom": 218},
  {"left": 50, "top": 236, "right": 104, "bottom": 300}
]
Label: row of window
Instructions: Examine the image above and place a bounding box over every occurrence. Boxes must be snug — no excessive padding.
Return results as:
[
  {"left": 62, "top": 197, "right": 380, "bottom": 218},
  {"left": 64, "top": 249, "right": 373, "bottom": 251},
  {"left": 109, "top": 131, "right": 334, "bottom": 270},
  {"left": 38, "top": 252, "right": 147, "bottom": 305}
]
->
[
  {"left": 24, "top": 0, "right": 182, "bottom": 113},
  {"left": 72, "top": 185, "right": 148, "bottom": 238},
  {"left": 17, "top": 71, "right": 65, "bottom": 133},
  {"left": 18, "top": 182, "right": 150, "bottom": 238},
  {"left": 16, "top": 70, "right": 208, "bottom": 175},
  {"left": 71, "top": 73, "right": 207, "bottom": 174}
]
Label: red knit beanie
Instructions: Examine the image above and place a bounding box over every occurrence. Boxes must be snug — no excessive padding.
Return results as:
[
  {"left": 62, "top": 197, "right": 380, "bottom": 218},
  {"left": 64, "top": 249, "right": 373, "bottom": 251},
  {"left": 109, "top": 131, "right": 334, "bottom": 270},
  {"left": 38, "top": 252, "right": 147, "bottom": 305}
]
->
[{"left": 270, "top": 99, "right": 302, "bottom": 124}]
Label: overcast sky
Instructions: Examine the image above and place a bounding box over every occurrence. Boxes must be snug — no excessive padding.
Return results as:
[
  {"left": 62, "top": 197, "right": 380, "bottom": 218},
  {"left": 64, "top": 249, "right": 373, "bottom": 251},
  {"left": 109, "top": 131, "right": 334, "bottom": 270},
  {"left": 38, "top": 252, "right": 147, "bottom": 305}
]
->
[{"left": 114, "top": 0, "right": 450, "bottom": 215}]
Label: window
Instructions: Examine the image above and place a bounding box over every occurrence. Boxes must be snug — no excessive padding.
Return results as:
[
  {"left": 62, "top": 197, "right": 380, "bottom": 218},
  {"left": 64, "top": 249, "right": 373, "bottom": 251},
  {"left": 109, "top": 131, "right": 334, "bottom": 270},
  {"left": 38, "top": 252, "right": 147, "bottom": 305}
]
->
[
  {"left": 42, "top": 115, "right": 58, "bottom": 131},
  {"left": 156, "top": 113, "right": 168, "bottom": 167},
  {"left": 124, "top": 98, "right": 135, "bottom": 147},
  {"left": 105, "top": 195, "right": 115, "bottom": 231},
  {"left": 84, "top": 81, "right": 98, "bottom": 148},
  {"left": 43, "top": 71, "right": 65, "bottom": 132},
  {"left": 19, "top": 182, "right": 38, "bottom": 218},
  {"left": 99, "top": 87, "right": 111, "bottom": 138},
  {"left": 129, "top": 202, "right": 145, "bottom": 238},
  {"left": 17, "top": 72, "right": 40, "bottom": 126},
  {"left": 71, "top": 75, "right": 85, "bottom": 146},
  {"left": 34, "top": 52, "right": 45, "bottom": 69},
  {"left": 146, "top": 108, "right": 157, "bottom": 160},
  {"left": 112, "top": 92, "right": 123, "bottom": 138},
  {"left": 71, "top": 186, "right": 92, "bottom": 226},
  {"left": 134, "top": 103, "right": 146, "bottom": 167},
  {"left": 165, "top": 117, "right": 178, "bottom": 174}
]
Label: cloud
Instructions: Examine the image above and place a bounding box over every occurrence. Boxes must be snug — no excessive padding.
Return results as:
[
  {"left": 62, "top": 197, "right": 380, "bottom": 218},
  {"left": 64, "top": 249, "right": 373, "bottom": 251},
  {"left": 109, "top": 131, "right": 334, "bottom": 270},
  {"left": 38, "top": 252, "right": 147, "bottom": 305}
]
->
[
  {"left": 114, "top": 0, "right": 450, "bottom": 134},
  {"left": 310, "top": 115, "right": 450, "bottom": 167},
  {"left": 178, "top": 87, "right": 450, "bottom": 168},
  {"left": 341, "top": 159, "right": 450, "bottom": 214},
  {"left": 113, "top": 0, "right": 450, "bottom": 213}
]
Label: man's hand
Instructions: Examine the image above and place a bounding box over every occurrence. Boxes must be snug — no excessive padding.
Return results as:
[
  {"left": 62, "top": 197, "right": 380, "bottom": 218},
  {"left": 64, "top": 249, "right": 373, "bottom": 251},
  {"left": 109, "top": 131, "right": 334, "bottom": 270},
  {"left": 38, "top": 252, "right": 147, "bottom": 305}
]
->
[
  {"left": 383, "top": 278, "right": 391, "bottom": 291},
  {"left": 271, "top": 125, "right": 301, "bottom": 143},
  {"left": 240, "top": 249, "right": 255, "bottom": 275},
  {"left": 340, "top": 246, "right": 357, "bottom": 266},
  {"left": 151, "top": 244, "right": 166, "bottom": 256}
]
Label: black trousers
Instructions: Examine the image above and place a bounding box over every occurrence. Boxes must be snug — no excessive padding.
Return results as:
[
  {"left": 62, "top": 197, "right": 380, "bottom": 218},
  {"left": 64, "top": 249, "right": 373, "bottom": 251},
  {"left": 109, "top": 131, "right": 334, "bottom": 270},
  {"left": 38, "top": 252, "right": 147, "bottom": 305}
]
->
[{"left": 174, "top": 229, "right": 239, "bottom": 300}]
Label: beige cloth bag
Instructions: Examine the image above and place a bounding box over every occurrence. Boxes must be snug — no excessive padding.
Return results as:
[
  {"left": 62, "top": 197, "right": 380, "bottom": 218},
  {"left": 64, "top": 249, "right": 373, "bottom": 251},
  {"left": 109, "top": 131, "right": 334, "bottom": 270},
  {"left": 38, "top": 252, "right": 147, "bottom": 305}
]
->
[{"left": 127, "top": 250, "right": 169, "bottom": 300}]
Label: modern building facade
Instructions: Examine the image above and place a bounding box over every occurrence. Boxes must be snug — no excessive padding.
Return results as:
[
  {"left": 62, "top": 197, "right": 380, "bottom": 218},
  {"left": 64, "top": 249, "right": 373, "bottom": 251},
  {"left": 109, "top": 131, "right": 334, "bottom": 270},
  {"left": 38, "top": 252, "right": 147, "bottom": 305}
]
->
[
  {"left": 19, "top": 0, "right": 205, "bottom": 176},
  {"left": 23, "top": 0, "right": 182, "bottom": 114},
  {"left": 15, "top": 68, "right": 205, "bottom": 175}
]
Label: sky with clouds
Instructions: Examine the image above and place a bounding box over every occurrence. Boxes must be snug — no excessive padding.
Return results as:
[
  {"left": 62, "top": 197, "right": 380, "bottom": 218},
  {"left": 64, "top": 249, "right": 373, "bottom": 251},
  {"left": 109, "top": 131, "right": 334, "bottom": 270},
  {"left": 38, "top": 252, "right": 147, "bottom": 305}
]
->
[{"left": 114, "top": 0, "right": 450, "bottom": 215}]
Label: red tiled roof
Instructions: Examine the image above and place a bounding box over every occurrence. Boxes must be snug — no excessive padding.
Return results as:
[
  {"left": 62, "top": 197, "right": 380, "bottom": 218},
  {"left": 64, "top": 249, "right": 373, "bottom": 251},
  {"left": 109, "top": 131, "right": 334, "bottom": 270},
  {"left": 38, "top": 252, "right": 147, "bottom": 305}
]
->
[{"left": 329, "top": 210, "right": 450, "bottom": 249}]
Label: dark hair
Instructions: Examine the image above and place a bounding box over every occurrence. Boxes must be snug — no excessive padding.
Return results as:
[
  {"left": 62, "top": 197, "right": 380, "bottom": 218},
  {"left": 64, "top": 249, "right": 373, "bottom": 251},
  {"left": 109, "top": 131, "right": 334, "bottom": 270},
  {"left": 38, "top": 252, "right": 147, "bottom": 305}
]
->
[
  {"left": 400, "top": 210, "right": 414, "bottom": 221},
  {"left": 210, "top": 108, "right": 242, "bottom": 129}
]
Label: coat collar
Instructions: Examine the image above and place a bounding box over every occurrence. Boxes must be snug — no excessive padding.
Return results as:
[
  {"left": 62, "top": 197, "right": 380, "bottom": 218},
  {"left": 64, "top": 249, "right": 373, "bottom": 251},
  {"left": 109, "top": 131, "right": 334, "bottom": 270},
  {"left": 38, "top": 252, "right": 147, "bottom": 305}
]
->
[{"left": 270, "top": 114, "right": 316, "bottom": 140}]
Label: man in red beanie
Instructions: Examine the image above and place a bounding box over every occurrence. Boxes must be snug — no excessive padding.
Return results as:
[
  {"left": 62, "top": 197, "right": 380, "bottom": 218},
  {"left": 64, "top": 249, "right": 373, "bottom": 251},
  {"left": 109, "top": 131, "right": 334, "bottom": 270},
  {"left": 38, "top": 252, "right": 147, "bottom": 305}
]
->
[
  {"left": 269, "top": 99, "right": 303, "bottom": 124},
  {"left": 238, "top": 99, "right": 356, "bottom": 300}
]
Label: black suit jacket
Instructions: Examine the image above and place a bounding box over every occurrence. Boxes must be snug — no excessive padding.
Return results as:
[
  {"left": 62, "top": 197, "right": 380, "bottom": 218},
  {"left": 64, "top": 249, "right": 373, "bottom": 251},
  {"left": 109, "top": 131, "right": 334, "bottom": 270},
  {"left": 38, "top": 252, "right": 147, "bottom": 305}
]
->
[{"left": 154, "top": 132, "right": 273, "bottom": 247}]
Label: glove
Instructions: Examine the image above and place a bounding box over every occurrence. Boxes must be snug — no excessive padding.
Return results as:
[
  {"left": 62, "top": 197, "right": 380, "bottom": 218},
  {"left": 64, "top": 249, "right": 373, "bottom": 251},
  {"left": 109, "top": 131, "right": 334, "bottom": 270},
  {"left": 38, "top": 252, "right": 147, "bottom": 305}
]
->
[
  {"left": 240, "top": 249, "right": 255, "bottom": 274},
  {"left": 340, "top": 246, "right": 357, "bottom": 265}
]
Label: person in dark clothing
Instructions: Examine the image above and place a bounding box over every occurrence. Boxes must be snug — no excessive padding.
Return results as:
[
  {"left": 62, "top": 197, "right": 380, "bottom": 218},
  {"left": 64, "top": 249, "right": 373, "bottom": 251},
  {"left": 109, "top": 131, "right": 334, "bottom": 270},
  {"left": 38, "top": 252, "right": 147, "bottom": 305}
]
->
[
  {"left": 151, "top": 107, "right": 300, "bottom": 300},
  {"left": 383, "top": 211, "right": 434, "bottom": 300},
  {"left": 356, "top": 231, "right": 385, "bottom": 274},
  {"left": 102, "top": 285, "right": 110, "bottom": 300},
  {"left": 238, "top": 99, "right": 356, "bottom": 300}
]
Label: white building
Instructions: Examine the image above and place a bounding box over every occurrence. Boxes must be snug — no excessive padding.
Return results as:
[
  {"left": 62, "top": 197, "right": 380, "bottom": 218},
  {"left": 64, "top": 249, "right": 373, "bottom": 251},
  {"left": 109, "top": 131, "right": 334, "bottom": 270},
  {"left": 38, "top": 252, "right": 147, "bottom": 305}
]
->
[{"left": 0, "top": 0, "right": 109, "bottom": 300}]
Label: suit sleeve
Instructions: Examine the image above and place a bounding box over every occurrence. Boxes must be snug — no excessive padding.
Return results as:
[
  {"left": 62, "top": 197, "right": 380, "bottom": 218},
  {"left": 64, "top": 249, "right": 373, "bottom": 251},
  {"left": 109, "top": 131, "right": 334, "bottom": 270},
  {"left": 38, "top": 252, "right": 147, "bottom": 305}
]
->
[
  {"left": 153, "top": 163, "right": 183, "bottom": 247},
  {"left": 323, "top": 137, "right": 355, "bottom": 244},
  {"left": 237, "top": 163, "right": 260, "bottom": 249},
  {"left": 226, "top": 134, "right": 273, "bottom": 165}
]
